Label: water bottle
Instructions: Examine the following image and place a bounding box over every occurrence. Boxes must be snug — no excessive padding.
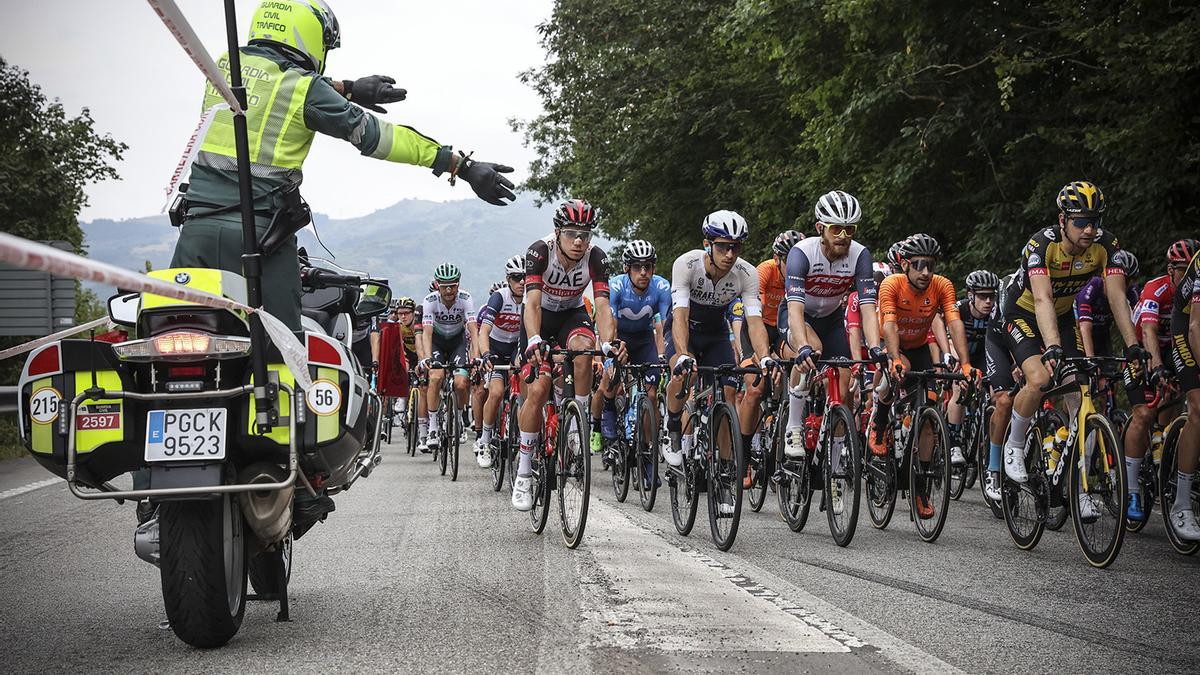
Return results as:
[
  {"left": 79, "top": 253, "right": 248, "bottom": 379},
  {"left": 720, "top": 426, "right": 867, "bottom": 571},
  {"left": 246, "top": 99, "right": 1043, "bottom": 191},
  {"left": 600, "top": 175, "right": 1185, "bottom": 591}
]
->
[
  {"left": 1151, "top": 429, "right": 1164, "bottom": 464},
  {"left": 1046, "top": 426, "right": 1068, "bottom": 474},
  {"left": 804, "top": 413, "right": 821, "bottom": 451},
  {"left": 624, "top": 402, "right": 637, "bottom": 441}
]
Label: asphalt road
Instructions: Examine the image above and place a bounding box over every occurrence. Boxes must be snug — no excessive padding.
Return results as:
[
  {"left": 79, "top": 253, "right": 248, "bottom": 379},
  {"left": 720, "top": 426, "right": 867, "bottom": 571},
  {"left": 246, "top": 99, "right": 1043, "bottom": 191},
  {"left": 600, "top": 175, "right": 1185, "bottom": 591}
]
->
[{"left": 0, "top": 435, "right": 1196, "bottom": 674}]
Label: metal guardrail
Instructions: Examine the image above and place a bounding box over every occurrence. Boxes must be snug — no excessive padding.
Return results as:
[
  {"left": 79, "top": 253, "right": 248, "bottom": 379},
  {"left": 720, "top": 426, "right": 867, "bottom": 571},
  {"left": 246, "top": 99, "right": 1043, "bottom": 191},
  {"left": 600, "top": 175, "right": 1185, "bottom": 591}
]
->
[{"left": 1, "top": 386, "right": 16, "bottom": 414}]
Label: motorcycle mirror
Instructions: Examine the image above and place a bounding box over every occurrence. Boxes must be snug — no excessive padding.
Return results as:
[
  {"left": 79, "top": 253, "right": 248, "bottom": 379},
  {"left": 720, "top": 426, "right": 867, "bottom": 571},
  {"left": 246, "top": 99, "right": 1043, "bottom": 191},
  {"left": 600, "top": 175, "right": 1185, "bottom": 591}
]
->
[
  {"left": 107, "top": 291, "right": 140, "bottom": 327},
  {"left": 354, "top": 282, "right": 392, "bottom": 318}
]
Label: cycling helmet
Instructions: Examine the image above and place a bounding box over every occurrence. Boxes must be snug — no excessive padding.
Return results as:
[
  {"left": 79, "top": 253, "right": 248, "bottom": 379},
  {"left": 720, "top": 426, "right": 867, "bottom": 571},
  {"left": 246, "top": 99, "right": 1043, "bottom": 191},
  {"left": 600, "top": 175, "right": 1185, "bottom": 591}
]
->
[
  {"left": 772, "top": 230, "right": 803, "bottom": 257},
  {"left": 1111, "top": 249, "right": 1139, "bottom": 279},
  {"left": 886, "top": 241, "right": 907, "bottom": 271},
  {"left": 247, "top": 0, "right": 340, "bottom": 74},
  {"left": 1168, "top": 238, "right": 1200, "bottom": 265},
  {"left": 428, "top": 281, "right": 438, "bottom": 293},
  {"left": 814, "top": 190, "right": 862, "bottom": 225},
  {"left": 1056, "top": 181, "right": 1106, "bottom": 215},
  {"left": 622, "top": 239, "right": 657, "bottom": 266},
  {"left": 489, "top": 281, "right": 504, "bottom": 295},
  {"left": 701, "top": 210, "right": 749, "bottom": 241},
  {"left": 397, "top": 296, "right": 416, "bottom": 311},
  {"left": 433, "top": 263, "right": 460, "bottom": 283},
  {"left": 553, "top": 199, "right": 598, "bottom": 230},
  {"left": 903, "top": 233, "right": 942, "bottom": 259},
  {"left": 504, "top": 255, "right": 525, "bottom": 276},
  {"left": 965, "top": 270, "right": 1000, "bottom": 292},
  {"left": 872, "top": 261, "right": 891, "bottom": 282}
]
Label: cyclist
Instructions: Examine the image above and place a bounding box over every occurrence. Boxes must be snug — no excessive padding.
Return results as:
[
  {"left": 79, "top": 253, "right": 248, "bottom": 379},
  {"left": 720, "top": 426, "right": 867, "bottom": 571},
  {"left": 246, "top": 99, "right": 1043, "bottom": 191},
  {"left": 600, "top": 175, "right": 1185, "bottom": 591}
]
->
[
  {"left": 665, "top": 210, "right": 773, "bottom": 486},
  {"left": 982, "top": 271, "right": 1021, "bottom": 500},
  {"left": 1167, "top": 247, "right": 1200, "bottom": 539},
  {"left": 468, "top": 280, "right": 506, "bottom": 445},
  {"left": 781, "top": 190, "right": 883, "bottom": 460},
  {"left": 1125, "top": 239, "right": 1198, "bottom": 519},
  {"left": 944, "top": 270, "right": 1000, "bottom": 466},
  {"left": 420, "top": 264, "right": 476, "bottom": 450},
  {"left": 753, "top": 230, "right": 803, "bottom": 353},
  {"left": 871, "top": 234, "right": 975, "bottom": 517},
  {"left": 512, "top": 199, "right": 623, "bottom": 511},
  {"left": 1076, "top": 250, "right": 1140, "bottom": 359},
  {"left": 591, "top": 240, "right": 670, "bottom": 455},
  {"left": 846, "top": 261, "right": 892, "bottom": 362},
  {"left": 475, "top": 258, "right": 525, "bottom": 467},
  {"left": 1000, "top": 182, "right": 1144, "bottom": 514}
]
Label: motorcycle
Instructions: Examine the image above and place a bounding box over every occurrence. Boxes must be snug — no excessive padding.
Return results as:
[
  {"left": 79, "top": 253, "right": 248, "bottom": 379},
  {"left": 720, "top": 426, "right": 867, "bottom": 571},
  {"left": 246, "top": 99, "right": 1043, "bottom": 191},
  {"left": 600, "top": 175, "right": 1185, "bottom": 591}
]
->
[{"left": 15, "top": 261, "right": 390, "bottom": 648}]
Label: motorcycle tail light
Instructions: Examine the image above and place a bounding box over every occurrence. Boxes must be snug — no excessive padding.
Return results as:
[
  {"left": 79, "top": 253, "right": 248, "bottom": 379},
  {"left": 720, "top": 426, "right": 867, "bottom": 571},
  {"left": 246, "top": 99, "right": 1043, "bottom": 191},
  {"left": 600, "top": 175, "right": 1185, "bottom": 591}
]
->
[
  {"left": 113, "top": 331, "right": 251, "bottom": 361},
  {"left": 155, "top": 332, "right": 210, "bottom": 355}
]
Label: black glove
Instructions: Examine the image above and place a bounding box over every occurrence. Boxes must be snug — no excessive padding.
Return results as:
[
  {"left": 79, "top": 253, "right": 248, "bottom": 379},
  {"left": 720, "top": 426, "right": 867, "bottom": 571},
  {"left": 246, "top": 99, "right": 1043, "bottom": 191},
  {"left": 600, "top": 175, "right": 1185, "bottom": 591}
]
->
[
  {"left": 1149, "top": 365, "right": 1167, "bottom": 387},
  {"left": 456, "top": 155, "right": 516, "bottom": 206},
  {"left": 372, "top": 360, "right": 380, "bottom": 373},
  {"left": 343, "top": 75, "right": 406, "bottom": 113},
  {"left": 795, "top": 345, "right": 817, "bottom": 368},
  {"left": 1123, "top": 343, "right": 1150, "bottom": 363},
  {"left": 868, "top": 346, "right": 888, "bottom": 365},
  {"left": 1040, "top": 345, "right": 1064, "bottom": 366}
]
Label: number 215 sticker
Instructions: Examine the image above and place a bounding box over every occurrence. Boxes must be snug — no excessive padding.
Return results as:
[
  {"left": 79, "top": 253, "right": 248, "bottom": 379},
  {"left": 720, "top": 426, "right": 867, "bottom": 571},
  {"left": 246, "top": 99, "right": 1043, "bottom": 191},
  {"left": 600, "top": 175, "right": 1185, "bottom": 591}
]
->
[
  {"left": 307, "top": 379, "right": 341, "bottom": 416},
  {"left": 29, "top": 387, "right": 61, "bottom": 424}
]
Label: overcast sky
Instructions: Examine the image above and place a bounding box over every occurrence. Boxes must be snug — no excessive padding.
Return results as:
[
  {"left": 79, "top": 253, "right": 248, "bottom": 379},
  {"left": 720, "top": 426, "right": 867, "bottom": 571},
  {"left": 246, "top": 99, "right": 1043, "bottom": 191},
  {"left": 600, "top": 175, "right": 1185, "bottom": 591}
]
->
[{"left": 1, "top": 0, "right": 553, "bottom": 222}]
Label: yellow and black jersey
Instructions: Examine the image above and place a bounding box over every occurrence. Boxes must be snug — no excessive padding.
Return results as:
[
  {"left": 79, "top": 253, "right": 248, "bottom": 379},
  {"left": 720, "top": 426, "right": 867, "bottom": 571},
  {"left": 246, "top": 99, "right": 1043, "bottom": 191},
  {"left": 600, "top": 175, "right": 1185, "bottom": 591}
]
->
[
  {"left": 1005, "top": 226, "right": 1123, "bottom": 317},
  {"left": 1174, "top": 250, "right": 1200, "bottom": 318}
]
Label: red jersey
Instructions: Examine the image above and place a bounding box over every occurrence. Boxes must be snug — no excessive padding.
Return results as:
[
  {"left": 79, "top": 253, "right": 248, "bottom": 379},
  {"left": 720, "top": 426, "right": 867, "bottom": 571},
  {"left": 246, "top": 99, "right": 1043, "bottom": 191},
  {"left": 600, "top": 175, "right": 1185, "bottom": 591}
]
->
[{"left": 1133, "top": 274, "right": 1174, "bottom": 350}]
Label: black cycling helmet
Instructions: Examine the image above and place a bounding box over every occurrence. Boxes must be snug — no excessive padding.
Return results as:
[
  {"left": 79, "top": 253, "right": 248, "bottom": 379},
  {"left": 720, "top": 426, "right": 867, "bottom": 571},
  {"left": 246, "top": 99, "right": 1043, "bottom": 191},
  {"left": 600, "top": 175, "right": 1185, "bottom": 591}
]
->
[
  {"left": 1057, "top": 181, "right": 1106, "bottom": 216},
  {"left": 965, "top": 270, "right": 1000, "bottom": 293},
  {"left": 1111, "top": 249, "right": 1139, "bottom": 279},
  {"left": 903, "top": 233, "right": 942, "bottom": 259},
  {"left": 553, "top": 198, "right": 598, "bottom": 230},
  {"left": 772, "top": 229, "right": 803, "bottom": 257}
]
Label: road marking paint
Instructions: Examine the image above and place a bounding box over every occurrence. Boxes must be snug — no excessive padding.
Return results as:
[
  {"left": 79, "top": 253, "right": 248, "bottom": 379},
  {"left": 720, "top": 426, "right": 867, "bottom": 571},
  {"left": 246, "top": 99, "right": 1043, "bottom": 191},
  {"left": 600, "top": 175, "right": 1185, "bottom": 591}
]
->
[{"left": 0, "top": 477, "right": 61, "bottom": 501}]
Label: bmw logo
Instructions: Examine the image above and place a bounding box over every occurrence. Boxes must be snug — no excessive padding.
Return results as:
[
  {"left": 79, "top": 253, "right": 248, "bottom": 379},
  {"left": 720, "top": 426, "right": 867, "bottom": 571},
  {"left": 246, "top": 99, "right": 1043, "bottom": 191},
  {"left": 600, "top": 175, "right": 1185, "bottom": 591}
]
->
[{"left": 174, "top": 272, "right": 191, "bottom": 284}]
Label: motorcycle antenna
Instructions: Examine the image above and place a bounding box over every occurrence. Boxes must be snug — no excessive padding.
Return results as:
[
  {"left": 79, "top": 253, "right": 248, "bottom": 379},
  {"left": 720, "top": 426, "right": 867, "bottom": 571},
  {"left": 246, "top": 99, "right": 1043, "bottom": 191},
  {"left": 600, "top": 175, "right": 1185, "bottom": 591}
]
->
[{"left": 223, "top": 0, "right": 278, "bottom": 433}]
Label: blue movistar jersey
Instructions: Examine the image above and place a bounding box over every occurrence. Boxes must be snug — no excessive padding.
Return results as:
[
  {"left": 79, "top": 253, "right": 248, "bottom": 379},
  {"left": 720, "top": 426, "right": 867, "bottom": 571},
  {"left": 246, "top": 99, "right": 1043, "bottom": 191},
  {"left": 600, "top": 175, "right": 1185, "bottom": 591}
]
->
[{"left": 609, "top": 273, "right": 672, "bottom": 335}]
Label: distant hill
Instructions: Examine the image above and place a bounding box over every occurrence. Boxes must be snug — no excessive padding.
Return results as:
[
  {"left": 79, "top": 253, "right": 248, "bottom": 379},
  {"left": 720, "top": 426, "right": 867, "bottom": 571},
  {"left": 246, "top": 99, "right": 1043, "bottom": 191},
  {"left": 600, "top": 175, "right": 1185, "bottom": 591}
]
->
[{"left": 80, "top": 197, "right": 607, "bottom": 303}]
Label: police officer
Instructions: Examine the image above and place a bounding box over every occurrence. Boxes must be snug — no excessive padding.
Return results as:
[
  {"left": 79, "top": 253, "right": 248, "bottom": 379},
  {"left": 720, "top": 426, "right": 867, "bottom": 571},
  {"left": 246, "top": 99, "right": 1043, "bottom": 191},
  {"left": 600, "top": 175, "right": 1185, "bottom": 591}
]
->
[{"left": 170, "top": 0, "right": 516, "bottom": 331}]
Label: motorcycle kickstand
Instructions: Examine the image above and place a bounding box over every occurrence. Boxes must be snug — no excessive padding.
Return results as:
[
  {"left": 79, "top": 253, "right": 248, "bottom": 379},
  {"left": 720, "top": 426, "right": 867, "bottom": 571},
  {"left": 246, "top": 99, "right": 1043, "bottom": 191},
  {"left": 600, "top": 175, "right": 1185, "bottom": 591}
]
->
[{"left": 275, "top": 551, "right": 291, "bottom": 623}]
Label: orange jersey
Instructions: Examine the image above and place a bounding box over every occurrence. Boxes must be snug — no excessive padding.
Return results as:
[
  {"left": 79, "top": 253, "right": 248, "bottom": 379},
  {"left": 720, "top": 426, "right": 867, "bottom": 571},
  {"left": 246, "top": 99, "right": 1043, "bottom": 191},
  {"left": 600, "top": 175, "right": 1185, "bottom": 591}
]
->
[
  {"left": 878, "top": 274, "right": 960, "bottom": 350},
  {"left": 756, "top": 259, "right": 785, "bottom": 326}
]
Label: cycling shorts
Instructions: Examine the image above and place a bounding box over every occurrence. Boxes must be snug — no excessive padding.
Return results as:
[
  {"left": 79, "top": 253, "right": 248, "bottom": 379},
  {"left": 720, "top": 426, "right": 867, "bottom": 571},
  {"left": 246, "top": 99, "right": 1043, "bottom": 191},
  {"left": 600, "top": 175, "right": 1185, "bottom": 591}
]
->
[
  {"left": 778, "top": 303, "right": 850, "bottom": 360},
  {"left": 985, "top": 325, "right": 1016, "bottom": 392},
  {"left": 520, "top": 306, "right": 595, "bottom": 350},
  {"left": 487, "top": 339, "right": 518, "bottom": 382},
  {"left": 1002, "top": 309, "right": 1083, "bottom": 369},
  {"left": 431, "top": 332, "right": 469, "bottom": 373},
  {"left": 664, "top": 326, "right": 736, "bottom": 388},
  {"left": 619, "top": 330, "right": 663, "bottom": 386},
  {"left": 1171, "top": 316, "right": 1199, "bottom": 393},
  {"left": 900, "top": 345, "right": 934, "bottom": 373}
]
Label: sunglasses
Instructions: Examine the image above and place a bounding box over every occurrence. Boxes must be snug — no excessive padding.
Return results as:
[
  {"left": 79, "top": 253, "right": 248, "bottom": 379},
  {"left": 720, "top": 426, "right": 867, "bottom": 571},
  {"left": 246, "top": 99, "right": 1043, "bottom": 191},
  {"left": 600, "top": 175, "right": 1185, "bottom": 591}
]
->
[
  {"left": 561, "top": 229, "right": 593, "bottom": 242},
  {"left": 908, "top": 259, "right": 937, "bottom": 272},
  {"left": 439, "top": 283, "right": 459, "bottom": 290},
  {"left": 1169, "top": 263, "right": 1187, "bottom": 272},
  {"left": 823, "top": 224, "right": 858, "bottom": 238},
  {"left": 628, "top": 263, "right": 654, "bottom": 273},
  {"left": 507, "top": 274, "right": 526, "bottom": 282},
  {"left": 1066, "top": 216, "right": 1100, "bottom": 230},
  {"left": 973, "top": 293, "right": 996, "bottom": 301},
  {"left": 711, "top": 241, "right": 743, "bottom": 254}
]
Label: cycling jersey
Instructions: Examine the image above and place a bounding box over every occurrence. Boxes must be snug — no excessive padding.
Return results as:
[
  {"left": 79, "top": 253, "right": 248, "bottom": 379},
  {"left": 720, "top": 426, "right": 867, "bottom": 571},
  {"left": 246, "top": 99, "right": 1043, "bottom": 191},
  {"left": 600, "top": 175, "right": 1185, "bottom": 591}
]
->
[
  {"left": 609, "top": 273, "right": 671, "bottom": 335},
  {"left": 479, "top": 287, "right": 523, "bottom": 344},
  {"left": 1134, "top": 274, "right": 1175, "bottom": 351},
  {"left": 1173, "top": 252, "right": 1200, "bottom": 317},
  {"left": 756, "top": 259, "right": 786, "bottom": 327},
  {"left": 783, "top": 237, "right": 876, "bottom": 318},
  {"left": 524, "top": 235, "right": 610, "bottom": 312},
  {"left": 670, "top": 250, "right": 761, "bottom": 332},
  {"left": 878, "top": 274, "right": 960, "bottom": 351},
  {"left": 1075, "top": 276, "right": 1137, "bottom": 328},
  {"left": 421, "top": 290, "right": 475, "bottom": 339},
  {"left": 1007, "top": 226, "right": 1122, "bottom": 317},
  {"left": 957, "top": 297, "right": 993, "bottom": 360},
  {"left": 1170, "top": 252, "right": 1200, "bottom": 392}
]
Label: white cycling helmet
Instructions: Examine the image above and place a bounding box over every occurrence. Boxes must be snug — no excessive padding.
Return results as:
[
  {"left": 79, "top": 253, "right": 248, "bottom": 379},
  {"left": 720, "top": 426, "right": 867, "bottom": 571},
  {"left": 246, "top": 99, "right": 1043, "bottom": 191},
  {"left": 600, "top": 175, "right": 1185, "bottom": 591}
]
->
[
  {"left": 622, "top": 239, "right": 657, "bottom": 265},
  {"left": 701, "top": 210, "right": 749, "bottom": 241},
  {"left": 872, "top": 261, "right": 891, "bottom": 281},
  {"left": 814, "top": 190, "right": 862, "bottom": 225},
  {"left": 504, "top": 255, "right": 525, "bottom": 276},
  {"left": 490, "top": 281, "right": 504, "bottom": 295}
]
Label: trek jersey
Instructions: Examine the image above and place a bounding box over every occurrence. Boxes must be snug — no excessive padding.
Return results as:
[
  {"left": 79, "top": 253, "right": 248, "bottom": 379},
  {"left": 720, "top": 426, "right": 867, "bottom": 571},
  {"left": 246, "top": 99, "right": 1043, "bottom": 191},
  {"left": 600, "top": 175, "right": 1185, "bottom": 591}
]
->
[
  {"left": 756, "top": 260, "right": 786, "bottom": 327},
  {"left": 421, "top": 290, "right": 475, "bottom": 339},
  {"left": 524, "top": 235, "right": 610, "bottom": 311},
  {"left": 609, "top": 274, "right": 672, "bottom": 335},
  {"left": 1074, "top": 276, "right": 1137, "bottom": 329},
  {"left": 479, "top": 287, "right": 523, "bottom": 344},
  {"left": 670, "top": 250, "right": 762, "bottom": 332},
  {"left": 878, "top": 274, "right": 960, "bottom": 351},
  {"left": 957, "top": 297, "right": 994, "bottom": 359},
  {"left": 784, "top": 237, "right": 877, "bottom": 318},
  {"left": 1006, "top": 226, "right": 1123, "bottom": 317},
  {"left": 1134, "top": 274, "right": 1176, "bottom": 350}
]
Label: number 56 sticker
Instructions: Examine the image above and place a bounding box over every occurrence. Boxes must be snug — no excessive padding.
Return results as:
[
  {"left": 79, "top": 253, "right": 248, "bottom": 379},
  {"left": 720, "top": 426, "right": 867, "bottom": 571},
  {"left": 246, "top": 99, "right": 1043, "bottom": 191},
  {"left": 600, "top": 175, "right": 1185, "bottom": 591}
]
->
[
  {"left": 29, "top": 387, "right": 61, "bottom": 424},
  {"left": 307, "top": 379, "right": 341, "bottom": 416}
]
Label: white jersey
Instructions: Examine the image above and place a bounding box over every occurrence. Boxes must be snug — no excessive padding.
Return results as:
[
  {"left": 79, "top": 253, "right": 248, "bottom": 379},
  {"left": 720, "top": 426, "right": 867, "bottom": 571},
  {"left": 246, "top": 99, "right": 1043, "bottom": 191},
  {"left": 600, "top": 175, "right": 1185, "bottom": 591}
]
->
[
  {"left": 525, "top": 234, "right": 611, "bottom": 312},
  {"left": 421, "top": 290, "right": 474, "bottom": 339},
  {"left": 783, "top": 237, "right": 876, "bottom": 319},
  {"left": 479, "top": 287, "right": 523, "bottom": 344},
  {"left": 670, "top": 249, "right": 761, "bottom": 330}
]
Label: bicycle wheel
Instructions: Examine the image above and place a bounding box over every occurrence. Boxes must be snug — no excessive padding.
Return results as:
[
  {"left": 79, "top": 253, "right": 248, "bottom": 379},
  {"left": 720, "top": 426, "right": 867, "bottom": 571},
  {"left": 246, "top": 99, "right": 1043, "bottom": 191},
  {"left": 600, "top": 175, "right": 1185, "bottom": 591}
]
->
[
  {"left": 437, "top": 404, "right": 449, "bottom": 476},
  {"left": 775, "top": 401, "right": 814, "bottom": 532},
  {"left": 865, "top": 422, "right": 897, "bottom": 529},
  {"left": 706, "top": 402, "right": 744, "bottom": 551},
  {"left": 530, "top": 433, "right": 552, "bottom": 534},
  {"left": 611, "top": 431, "right": 631, "bottom": 502},
  {"left": 1069, "top": 413, "right": 1126, "bottom": 568},
  {"left": 909, "top": 406, "right": 952, "bottom": 543},
  {"left": 505, "top": 398, "right": 520, "bottom": 493},
  {"left": 1002, "top": 410, "right": 1052, "bottom": 551},
  {"left": 1126, "top": 422, "right": 1154, "bottom": 533},
  {"left": 406, "top": 389, "right": 419, "bottom": 457},
  {"left": 669, "top": 412, "right": 700, "bottom": 536},
  {"left": 558, "top": 399, "right": 591, "bottom": 549},
  {"left": 635, "top": 395, "right": 660, "bottom": 512},
  {"left": 491, "top": 398, "right": 507, "bottom": 492},
  {"left": 448, "top": 394, "right": 461, "bottom": 482},
  {"left": 1158, "top": 415, "right": 1199, "bottom": 555},
  {"left": 823, "top": 404, "right": 861, "bottom": 547},
  {"left": 747, "top": 413, "right": 774, "bottom": 513}
]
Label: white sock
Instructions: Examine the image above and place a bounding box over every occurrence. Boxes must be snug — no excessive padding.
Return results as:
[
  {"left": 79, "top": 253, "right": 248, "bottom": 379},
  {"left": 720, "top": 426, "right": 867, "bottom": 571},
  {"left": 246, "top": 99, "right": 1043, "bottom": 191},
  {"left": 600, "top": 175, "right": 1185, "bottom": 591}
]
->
[
  {"left": 1006, "top": 411, "right": 1032, "bottom": 448},
  {"left": 787, "top": 388, "right": 807, "bottom": 429},
  {"left": 1175, "top": 472, "right": 1194, "bottom": 513},
  {"left": 418, "top": 420, "right": 428, "bottom": 436},
  {"left": 482, "top": 425, "right": 494, "bottom": 444},
  {"left": 1125, "top": 456, "right": 1142, "bottom": 493},
  {"left": 575, "top": 394, "right": 588, "bottom": 414},
  {"left": 751, "top": 432, "right": 761, "bottom": 451},
  {"left": 518, "top": 432, "right": 538, "bottom": 476}
]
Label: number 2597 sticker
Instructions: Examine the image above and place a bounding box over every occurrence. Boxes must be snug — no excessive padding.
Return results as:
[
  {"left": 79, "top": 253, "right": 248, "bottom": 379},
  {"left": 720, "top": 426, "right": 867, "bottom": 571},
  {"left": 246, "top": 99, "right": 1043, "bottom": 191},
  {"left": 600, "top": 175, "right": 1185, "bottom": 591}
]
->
[
  {"left": 29, "top": 387, "right": 61, "bottom": 424},
  {"left": 307, "top": 379, "right": 341, "bottom": 416}
]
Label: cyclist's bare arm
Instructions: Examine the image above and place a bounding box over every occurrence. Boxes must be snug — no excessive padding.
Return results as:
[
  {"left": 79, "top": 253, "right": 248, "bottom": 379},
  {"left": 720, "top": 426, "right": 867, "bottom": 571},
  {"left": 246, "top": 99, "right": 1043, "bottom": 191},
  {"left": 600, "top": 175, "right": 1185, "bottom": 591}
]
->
[
  {"left": 671, "top": 306, "right": 691, "bottom": 356},
  {"left": 747, "top": 315, "right": 770, "bottom": 362},
  {"left": 594, "top": 295, "right": 617, "bottom": 344},
  {"left": 523, "top": 288, "right": 544, "bottom": 344},
  {"left": 1104, "top": 273, "right": 1139, "bottom": 348},
  {"left": 1029, "top": 274, "right": 1061, "bottom": 348}
]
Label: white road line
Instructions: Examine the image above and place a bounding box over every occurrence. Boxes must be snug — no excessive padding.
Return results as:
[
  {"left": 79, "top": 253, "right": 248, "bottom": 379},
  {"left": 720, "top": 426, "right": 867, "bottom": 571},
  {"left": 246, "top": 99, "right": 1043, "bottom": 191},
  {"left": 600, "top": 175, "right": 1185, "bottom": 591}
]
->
[{"left": 0, "top": 477, "right": 62, "bottom": 501}]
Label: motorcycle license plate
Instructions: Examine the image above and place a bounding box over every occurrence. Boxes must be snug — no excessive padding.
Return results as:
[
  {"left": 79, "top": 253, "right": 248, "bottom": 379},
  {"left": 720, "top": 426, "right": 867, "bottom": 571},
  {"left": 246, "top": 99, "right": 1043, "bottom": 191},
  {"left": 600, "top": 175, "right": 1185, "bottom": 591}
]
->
[{"left": 145, "top": 408, "right": 227, "bottom": 461}]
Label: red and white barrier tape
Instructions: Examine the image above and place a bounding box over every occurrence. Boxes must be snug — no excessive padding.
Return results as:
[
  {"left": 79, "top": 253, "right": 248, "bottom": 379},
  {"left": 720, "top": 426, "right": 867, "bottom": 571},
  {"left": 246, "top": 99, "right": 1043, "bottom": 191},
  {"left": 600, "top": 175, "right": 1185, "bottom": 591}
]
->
[
  {"left": 163, "top": 103, "right": 226, "bottom": 210},
  {"left": 0, "top": 233, "right": 311, "bottom": 389},
  {"left": 145, "top": 0, "right": 244, "bottom": 115},
  {"left": 0, "top": 317, "right": 111, "bottom": 363}
]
